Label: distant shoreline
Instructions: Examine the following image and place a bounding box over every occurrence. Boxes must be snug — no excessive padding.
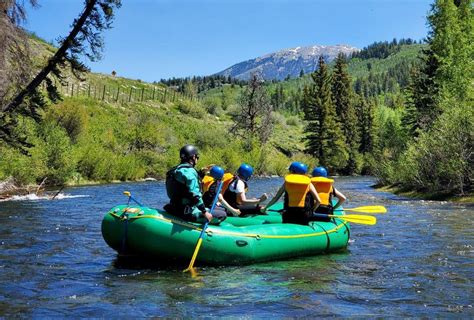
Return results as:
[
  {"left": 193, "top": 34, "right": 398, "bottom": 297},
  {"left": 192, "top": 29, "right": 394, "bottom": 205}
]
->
[{"left": 374, "top": 184, "right": 473, "bottom": 203}]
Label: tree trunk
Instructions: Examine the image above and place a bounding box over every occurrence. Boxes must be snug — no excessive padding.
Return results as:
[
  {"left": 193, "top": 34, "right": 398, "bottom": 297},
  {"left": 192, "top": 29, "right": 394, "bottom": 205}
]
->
[{"left": 2, "top": 0, "right": 97, "bottom": 113}]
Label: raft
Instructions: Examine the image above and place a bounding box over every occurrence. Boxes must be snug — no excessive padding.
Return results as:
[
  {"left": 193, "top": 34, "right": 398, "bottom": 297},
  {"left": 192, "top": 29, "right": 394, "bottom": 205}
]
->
[{"left": 101, "top": 203, "right": 350, "bottom": 265}]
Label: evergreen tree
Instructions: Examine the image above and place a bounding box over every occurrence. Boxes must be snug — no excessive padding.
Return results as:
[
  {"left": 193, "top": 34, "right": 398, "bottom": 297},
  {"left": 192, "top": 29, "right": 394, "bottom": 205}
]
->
[
  {"left": 332, "top": 53, "right": 360, "bottom": 174},
  {"left": 356, "top": 97, "right": 377, "bottom": 154},
  {"left": 404, "top": 48, "right": 441, "bottom": 135},
  {"left": 429, "top": 0, "right": 473, "bottom": 102},
  {"left": 303, "top": 56, "right": 348, "bottom": 171},
  {"left": 404, "top": 0, "right": 473, "bottom": 136}
]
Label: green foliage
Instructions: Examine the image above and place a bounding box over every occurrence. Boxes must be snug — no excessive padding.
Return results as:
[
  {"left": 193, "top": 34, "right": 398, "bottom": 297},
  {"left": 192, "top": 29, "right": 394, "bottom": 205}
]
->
[
  {"left": 376, "top": 0, "right": 473, "bottom": 196},
  {"left": 176, "top": 100, "right": 206, "bottom": 118},
  {"left": 351, "top": 38, "right": 418, "bottom": 60},
  {"left": 332, "top": 53, "right": 361, "bottom": 174},
  {"left": 303, "top": 57, "right": 348, "bottom": 172},
  {"left": 35, "top": 122, "right": 76, "bottom": 185},
  {"left": 388, "top": 104, "right": 472, "bottom": 194},
  {"left": 428, "top": 0, "right": 473, "bottom": 102},
  {"left": 202, "top": 96, "right": 224, "bottom": 116}
]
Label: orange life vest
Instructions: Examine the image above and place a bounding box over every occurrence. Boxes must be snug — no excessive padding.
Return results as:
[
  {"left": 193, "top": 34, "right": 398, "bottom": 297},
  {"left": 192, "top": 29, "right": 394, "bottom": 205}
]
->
[
  {"left": 284, "top": 174, "right": 311, "bottom": 208},
  {"left": 221, "top": 173, "right": 234, "bottom": 194},
  {"left": 310, "top": 177, "right": 334, "bottom": 206}
]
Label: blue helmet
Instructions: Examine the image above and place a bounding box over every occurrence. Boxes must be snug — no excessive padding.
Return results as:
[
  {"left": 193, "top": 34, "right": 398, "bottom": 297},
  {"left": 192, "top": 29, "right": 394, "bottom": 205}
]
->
[
  {"left": 210, "top": 165, "right": 225, "bottom": 180},
  {"left": 289, "top": 162, "right": 308, "bottom": 174},
  {"left": 312, "top": 166, "right": 328, "bottom": 177},
  {"left": 237, "top": 163, "right": 254, "bottom": 181}
]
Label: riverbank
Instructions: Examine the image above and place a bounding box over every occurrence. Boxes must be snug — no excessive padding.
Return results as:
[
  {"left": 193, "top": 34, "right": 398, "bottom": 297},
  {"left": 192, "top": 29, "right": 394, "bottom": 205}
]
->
[{"left": 375, "top": 184, "right": 474, "bottom": 203}]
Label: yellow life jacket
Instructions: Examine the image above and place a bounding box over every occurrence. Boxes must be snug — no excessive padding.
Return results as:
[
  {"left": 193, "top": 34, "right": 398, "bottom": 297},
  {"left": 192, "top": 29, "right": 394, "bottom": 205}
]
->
[
  {"left": 310, "top": 177, "right": 334, "bottom": 206},
  {"left": 202, "top": 175, "right": 215, "bottom": 193},
  {"left": 284, "top": 174, "right": 311, "bottom": 208}
]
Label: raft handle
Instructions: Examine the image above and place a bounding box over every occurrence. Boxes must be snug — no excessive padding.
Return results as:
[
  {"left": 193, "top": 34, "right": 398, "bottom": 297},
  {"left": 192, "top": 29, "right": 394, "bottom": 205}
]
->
[{"left": 236, "top": 240, "right": 248, "bottom": 247}]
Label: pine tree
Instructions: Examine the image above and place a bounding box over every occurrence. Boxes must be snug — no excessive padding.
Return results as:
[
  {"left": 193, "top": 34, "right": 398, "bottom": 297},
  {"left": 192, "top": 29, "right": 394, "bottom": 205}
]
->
[
  {"left": 404, "top": 0, "right": 473, "bottom": 136},
  {"left": 356, "top": 97, "right": 377, "bottom": 154},
  {"left": 303, "top": 56, "right": 348, "bottom": 171},
  {"left": 429, "top": 0, "right": 473, "bottom": 102},
  {"left": 404, "top": 48, "right": 441, "bottom": 135},
  {"left": 332, "top": 53, "right": 360, "bottom": 174}
]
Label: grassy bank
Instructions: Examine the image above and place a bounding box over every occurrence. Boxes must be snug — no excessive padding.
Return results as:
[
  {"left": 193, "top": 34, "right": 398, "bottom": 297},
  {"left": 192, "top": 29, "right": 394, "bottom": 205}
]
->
[
  {"left": 376, "top": 184, "right": 474, "bottom": 203},
  {"left": 0, "top": 82, "right": 313, "bottom": 188}
]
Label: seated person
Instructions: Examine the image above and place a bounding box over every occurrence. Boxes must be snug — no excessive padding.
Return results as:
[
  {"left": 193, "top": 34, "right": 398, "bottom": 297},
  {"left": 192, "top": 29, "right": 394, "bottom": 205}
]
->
[
  {"left": 310, "top": 166, "right": 346, "bottom": 221},
  {"left": 202, "top": 166, "right": 241, "bottom": 216},
  {"left": 164, "top": 144, "right": 226, "bottom": 224},
  {"left": 264, "top": 162, "right": 321, "bottom": 225},
  {"left": 222, "top": 163, "right": 268, "bottom": 216}
]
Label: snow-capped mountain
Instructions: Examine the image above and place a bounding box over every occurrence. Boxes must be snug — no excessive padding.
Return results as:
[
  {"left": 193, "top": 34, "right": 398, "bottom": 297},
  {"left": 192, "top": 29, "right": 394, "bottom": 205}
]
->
[{"left": 215, "top": 45, "right": 358, "bottom": 80}]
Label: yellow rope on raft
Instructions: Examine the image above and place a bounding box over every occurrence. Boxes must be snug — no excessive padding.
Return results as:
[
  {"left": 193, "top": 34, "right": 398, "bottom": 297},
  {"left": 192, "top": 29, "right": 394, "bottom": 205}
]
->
[{"left": 109, "top": 211, "right": 349, "bottom": 240}]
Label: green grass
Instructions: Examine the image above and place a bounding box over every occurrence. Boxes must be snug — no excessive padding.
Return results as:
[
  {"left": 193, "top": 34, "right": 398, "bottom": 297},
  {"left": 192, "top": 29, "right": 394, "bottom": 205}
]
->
[{"left": 376, "top": 185, "right": 474, "bottom": 203}]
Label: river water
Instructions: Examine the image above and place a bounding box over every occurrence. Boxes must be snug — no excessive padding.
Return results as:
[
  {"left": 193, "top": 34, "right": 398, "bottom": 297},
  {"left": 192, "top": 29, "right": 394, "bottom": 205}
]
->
[{"left": 0, "top": 177, "right": 472, "bottom": 317}]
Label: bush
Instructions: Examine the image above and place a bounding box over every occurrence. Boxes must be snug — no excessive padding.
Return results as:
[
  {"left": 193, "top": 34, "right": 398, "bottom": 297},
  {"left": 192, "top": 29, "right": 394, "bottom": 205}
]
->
[
  {"left": 35, "top": 123, "right": 76, "bottom": 185},
  {"left": 203, "top": 96, "right": 224, "bottom": 116},
  {"left": 399, "top": 104, "right": 473, "bottom": 194},
  {"left": 286, "top": 115, "right": 300, "bottom": 126},
  {"left": 47, "top": 101, "right": 89, "bottom": 142},
  {"left": 176, "top": 100, "right": 206, "bottom": 118}
]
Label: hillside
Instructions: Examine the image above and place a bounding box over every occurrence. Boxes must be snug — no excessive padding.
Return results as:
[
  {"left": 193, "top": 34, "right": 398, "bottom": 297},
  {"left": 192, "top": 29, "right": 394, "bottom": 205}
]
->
[
  {"left": 201, "top": 43, "right": 425, "bottom": 112},
  {"left": 0, "top": 37, "right": 313, "bottom": 188}
]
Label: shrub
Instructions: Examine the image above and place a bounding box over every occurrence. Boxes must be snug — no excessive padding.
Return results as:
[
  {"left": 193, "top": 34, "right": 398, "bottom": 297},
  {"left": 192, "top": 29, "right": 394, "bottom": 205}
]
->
[
  {"left": 176, "top": 100, "right": 206, "bottom": 118},
  {"left": 286, "top": 116, "right": 300, "bottom": 126},
  {"left": 35, "top": 123, "right": 76, "bottom": 185}
]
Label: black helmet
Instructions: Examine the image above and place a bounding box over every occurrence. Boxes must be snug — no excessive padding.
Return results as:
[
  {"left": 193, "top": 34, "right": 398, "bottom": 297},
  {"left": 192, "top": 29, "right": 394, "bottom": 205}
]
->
[{"left": 179, "top": 144, "right": 199, "bottom": 161}]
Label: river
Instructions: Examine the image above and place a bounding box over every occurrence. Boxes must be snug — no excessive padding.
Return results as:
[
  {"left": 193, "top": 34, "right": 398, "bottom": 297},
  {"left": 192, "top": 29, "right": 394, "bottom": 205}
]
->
[{"left": 0, "top": 177, "right": 472, "bottom": 317}]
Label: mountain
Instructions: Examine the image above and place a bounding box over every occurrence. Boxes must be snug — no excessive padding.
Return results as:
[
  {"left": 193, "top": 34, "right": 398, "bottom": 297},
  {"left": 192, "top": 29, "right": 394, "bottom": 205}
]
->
[{"left": 215, "top": 44, "right": 359, "bottom": 81}]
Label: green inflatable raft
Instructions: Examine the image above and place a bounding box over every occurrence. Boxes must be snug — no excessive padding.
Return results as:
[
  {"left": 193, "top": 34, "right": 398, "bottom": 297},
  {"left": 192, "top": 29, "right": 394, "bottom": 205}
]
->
[{"left": 101, "top": 203, "right": 350, "bottom": 265}]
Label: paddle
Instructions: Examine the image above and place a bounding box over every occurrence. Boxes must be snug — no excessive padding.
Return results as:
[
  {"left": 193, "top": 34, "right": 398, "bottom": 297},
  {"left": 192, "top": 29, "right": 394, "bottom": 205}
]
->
[
  {"left": 266, "top": 208, "right": 377, "bottom": 225},
  {"left": 183, "top": 179, "right": 224, "bottom": 273},
  {"left": 312, "top": 213, "right": 377, "bottom": 225},
  {"left": 50, "top": 185, "right": 65, "bottom": 200},
  {"left": 334, "top": 205, "right": 387, "bottom": 214},
  {"left": 123, "top": 191, "right": 144, "bottom": 206}
]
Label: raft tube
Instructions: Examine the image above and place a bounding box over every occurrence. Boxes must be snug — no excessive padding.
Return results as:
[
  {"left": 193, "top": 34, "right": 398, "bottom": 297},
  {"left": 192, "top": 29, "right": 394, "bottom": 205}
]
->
[{"left": 101, "top": 203, "right": 350, "bottom": 265}]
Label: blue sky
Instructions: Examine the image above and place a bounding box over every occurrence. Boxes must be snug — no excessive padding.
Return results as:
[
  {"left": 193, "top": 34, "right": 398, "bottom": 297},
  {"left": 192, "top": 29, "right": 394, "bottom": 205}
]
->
[{"left": 26, "top": 0, "right": 432, "bottom": 82}]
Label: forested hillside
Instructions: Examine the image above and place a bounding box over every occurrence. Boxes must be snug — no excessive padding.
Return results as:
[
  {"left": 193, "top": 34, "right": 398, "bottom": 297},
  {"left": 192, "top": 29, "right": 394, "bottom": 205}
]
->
[
  {"left": 1, "top": 0, "right": 471, "bottom": 200},
  {"left": 0, "top": 37, "right": 314, "bottom": 187}
]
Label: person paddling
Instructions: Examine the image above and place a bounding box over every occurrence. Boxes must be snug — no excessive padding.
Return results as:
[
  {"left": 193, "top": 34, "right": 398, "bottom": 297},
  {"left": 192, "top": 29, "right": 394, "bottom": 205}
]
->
[
  {"left": 164, "top": 145, "right": 226, "bottom": 224},
  {"left": 310, "top": 166, "right": 346, "bottom": 221},
  {"left": 222, "top": 163, "right": 268, "bottom": 216},
  {"left": 264, "top": 162, "right": 321, "bottom": 225}
]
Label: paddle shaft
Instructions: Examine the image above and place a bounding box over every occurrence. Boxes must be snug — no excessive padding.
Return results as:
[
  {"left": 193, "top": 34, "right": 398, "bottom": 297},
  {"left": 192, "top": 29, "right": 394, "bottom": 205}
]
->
[
  {"left": 184, "top": 180, "right": 223, "bottom": 271},
  {"left": 266, "top": 209, "right": 376, "bottom": 225},
  {"left": 334, "top": 205, "right": 387, "bottom": 214},
  {"left": 312, "top": 213, "right": 377, "bottom": 225}
]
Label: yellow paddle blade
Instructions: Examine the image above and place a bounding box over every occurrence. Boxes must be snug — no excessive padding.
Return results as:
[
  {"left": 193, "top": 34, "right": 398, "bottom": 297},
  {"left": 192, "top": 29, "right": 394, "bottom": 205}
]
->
[
  {"left": 183, "top": 238, "right": 204, "bottom": 272},
  {"left": 341, "top": 205, "right": 387, "bottom": 214},
  {"left": 123, "top": 191, "right": 131, "bottom": 197},
  {"left": 329, "top": 214, "right": 377, "bottom": 225}
]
